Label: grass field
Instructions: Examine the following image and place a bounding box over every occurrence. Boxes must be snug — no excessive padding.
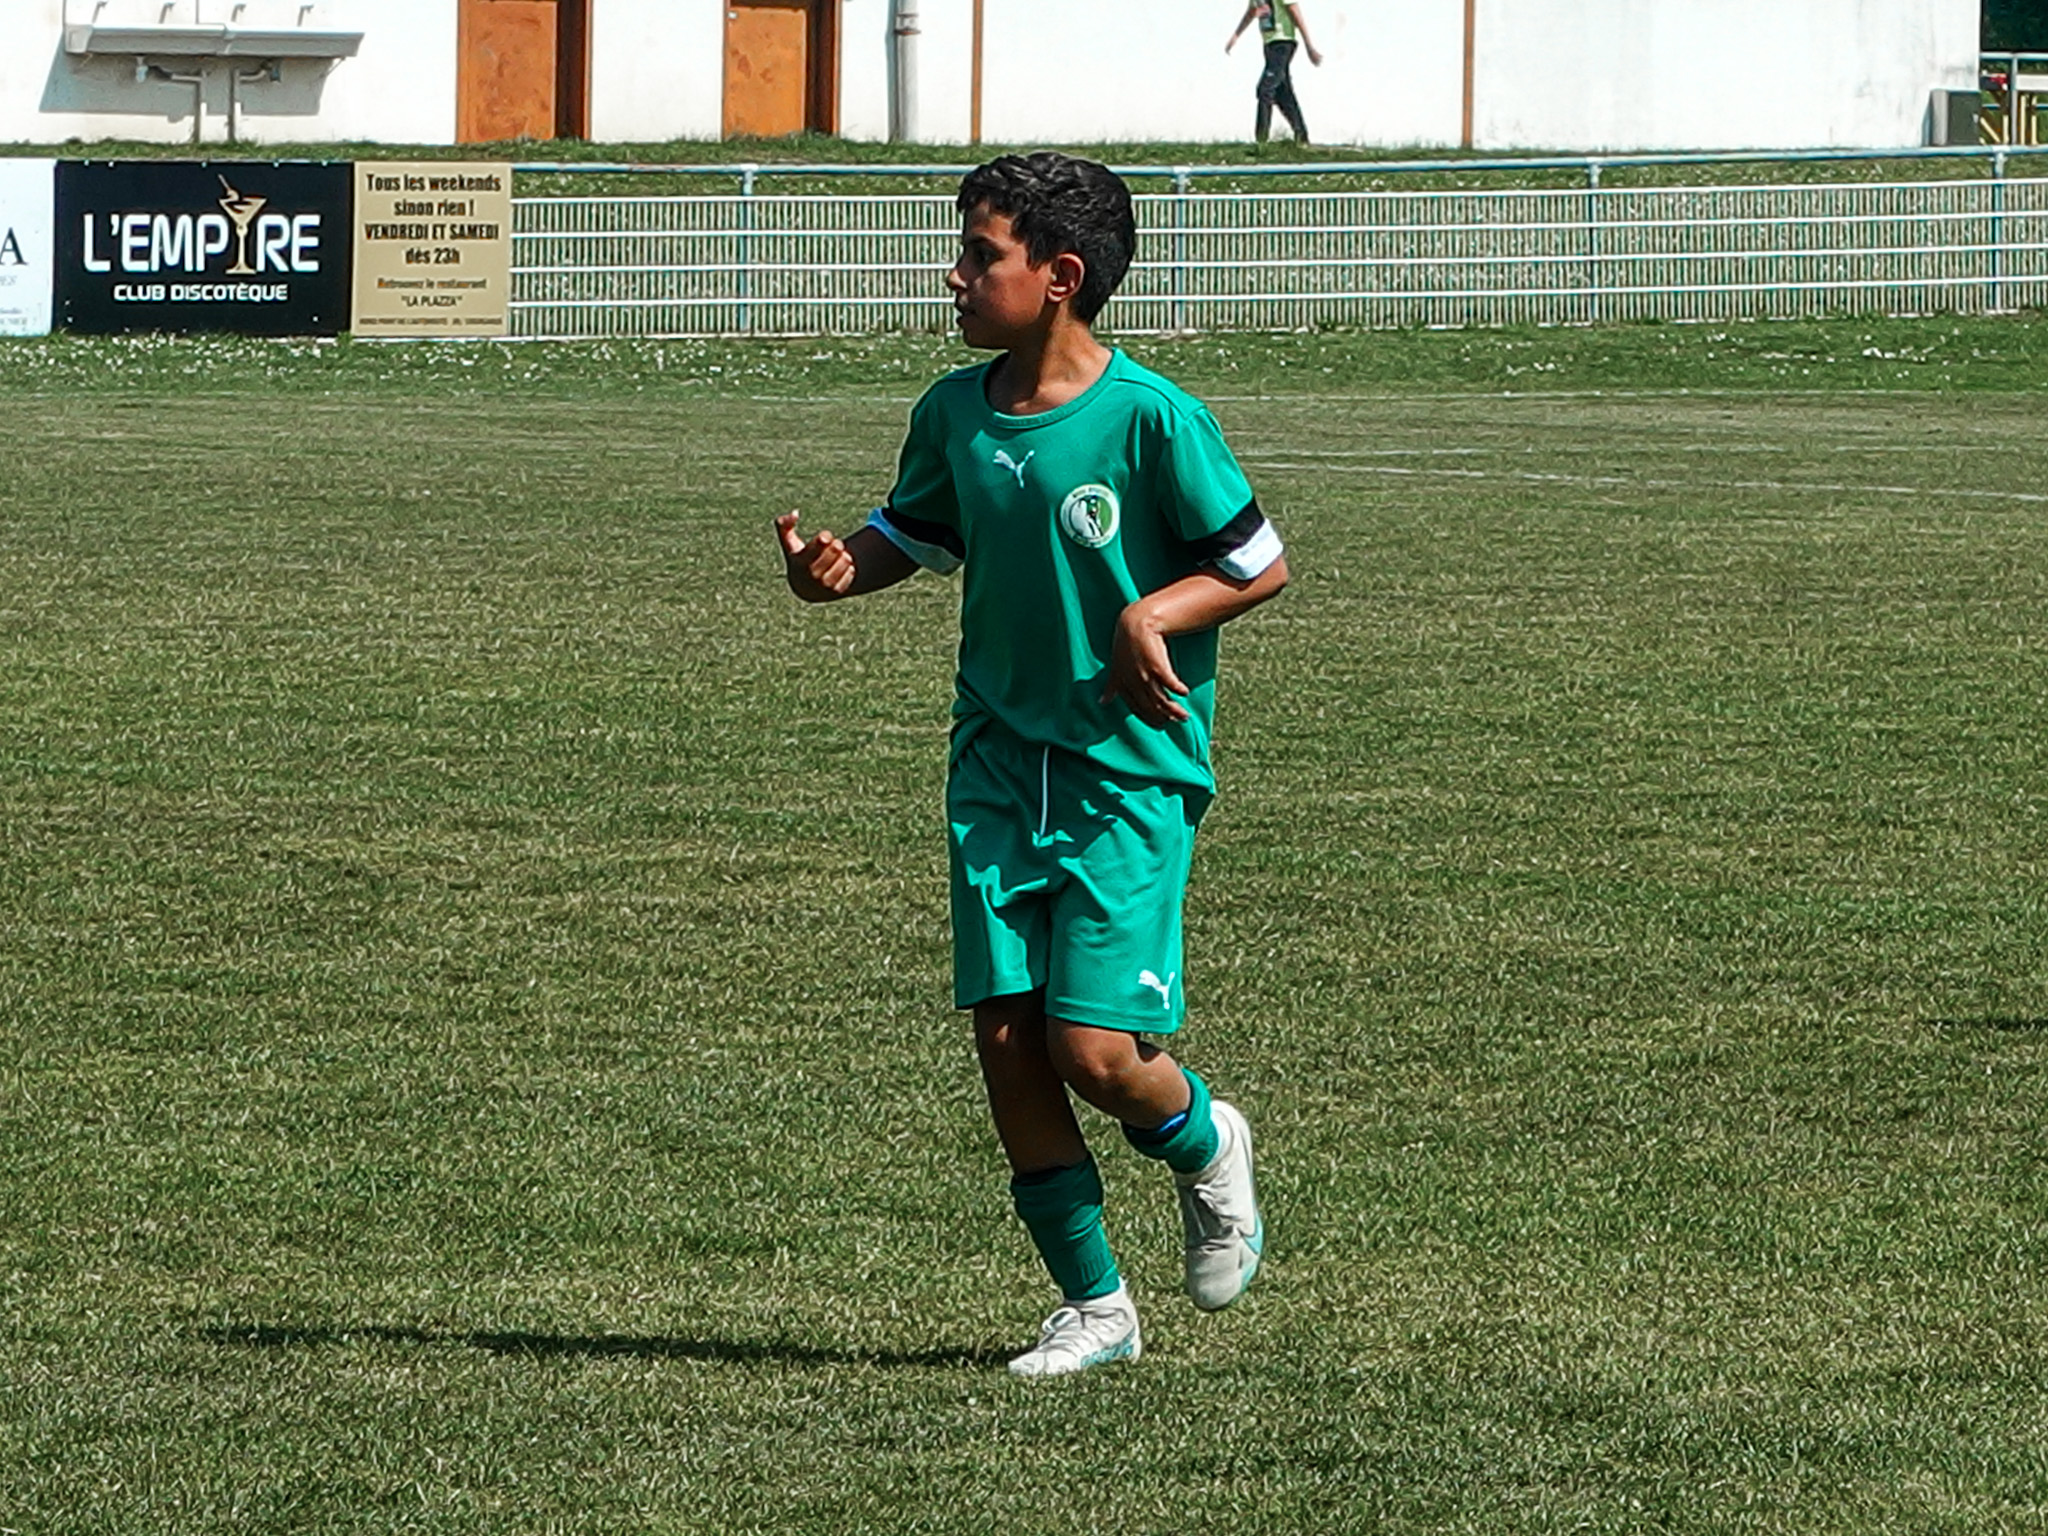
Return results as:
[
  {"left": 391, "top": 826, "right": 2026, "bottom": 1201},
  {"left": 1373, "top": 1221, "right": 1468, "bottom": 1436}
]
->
[{"left": 4, "top": 315, "right": 2048, "bottom": 1533}]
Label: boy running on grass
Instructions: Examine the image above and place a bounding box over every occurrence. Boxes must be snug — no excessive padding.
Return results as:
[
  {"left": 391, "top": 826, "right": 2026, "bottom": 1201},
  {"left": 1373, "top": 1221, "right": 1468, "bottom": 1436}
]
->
[{"left": 775, "top": 152, "right": 1288, "bottom": 1378}]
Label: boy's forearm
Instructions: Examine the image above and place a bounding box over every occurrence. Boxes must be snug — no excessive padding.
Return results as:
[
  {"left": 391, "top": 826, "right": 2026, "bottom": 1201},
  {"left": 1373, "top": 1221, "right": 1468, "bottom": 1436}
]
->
[
  {"left": 784, "top": 522, "right": 921, "bottom": 603},
  {"left": 839, "top": 526, "right": 922, "bottom": 596},
  {"left": 1124, "top": 556, "right": 1290, "bottom": 638}
]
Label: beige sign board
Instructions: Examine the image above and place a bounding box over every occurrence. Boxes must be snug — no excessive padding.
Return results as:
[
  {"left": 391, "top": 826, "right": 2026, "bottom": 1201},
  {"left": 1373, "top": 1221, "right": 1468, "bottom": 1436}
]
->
[{"left": 352, "top": 162, "right": 512, "bottom": 338}]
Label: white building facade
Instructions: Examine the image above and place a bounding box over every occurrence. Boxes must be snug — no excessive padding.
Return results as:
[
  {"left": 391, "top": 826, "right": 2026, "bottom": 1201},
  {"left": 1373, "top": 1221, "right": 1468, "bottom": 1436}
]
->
[{"left": 2, "top": 0, "right": 1983, "bottom": 153}]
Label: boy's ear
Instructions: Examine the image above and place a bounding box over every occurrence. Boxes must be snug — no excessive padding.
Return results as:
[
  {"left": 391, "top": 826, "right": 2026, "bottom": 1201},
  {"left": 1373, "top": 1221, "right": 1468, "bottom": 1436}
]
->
[{"left": 1046, "top": 251, "right": 1088, "bottom": 307}]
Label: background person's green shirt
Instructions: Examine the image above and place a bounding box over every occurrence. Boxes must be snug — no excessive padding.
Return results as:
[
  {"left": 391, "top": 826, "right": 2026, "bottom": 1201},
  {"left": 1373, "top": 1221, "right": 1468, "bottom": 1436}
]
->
[
  {"left": 869, "top": 349, "right": 1282, "bottom": 794},
  {"left": 1258, "top": 2, "right": 1298, "bottom": 44}
]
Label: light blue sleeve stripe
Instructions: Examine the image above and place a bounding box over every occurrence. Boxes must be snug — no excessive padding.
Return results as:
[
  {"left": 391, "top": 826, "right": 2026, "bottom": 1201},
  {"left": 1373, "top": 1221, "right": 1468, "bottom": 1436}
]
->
[{"left": 867, "top": 506, "right": 962, "bottom": 575}]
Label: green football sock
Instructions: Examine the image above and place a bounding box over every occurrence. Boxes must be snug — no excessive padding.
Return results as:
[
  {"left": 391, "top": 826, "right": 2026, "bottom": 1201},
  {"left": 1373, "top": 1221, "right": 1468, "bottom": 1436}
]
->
[
  {"left": 1010, "top": 1157, "right": 1121, "bottom": 1302},
  {"left": 1122, "top": 1067, "right": 1221, "bottom": 1176}
]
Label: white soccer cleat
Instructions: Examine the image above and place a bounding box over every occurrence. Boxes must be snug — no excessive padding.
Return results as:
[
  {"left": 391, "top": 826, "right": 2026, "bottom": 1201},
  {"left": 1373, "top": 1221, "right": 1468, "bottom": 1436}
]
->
[
  {"left": 1176, "top": 1100, "right": 1264, "bottom": 1310},
  {"left": 1006, "top": 1283, "right": 1142, "bottom": 1378}
]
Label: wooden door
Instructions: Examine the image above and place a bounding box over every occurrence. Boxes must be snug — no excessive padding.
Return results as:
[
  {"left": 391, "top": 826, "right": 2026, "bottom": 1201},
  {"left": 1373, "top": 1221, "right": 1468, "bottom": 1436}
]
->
[
  {"left": 459, "top": 0, "right": 589, "bottom": 143},
  {"left": 723, "top": 0, "right": 809, "bottom": 138}
]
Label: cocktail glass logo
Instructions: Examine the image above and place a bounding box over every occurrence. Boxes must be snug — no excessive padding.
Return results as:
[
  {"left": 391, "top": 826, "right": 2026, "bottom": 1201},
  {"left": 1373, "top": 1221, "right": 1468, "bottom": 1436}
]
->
[{"left": 217, "top": 176, "right": 268, "bottom": 275}]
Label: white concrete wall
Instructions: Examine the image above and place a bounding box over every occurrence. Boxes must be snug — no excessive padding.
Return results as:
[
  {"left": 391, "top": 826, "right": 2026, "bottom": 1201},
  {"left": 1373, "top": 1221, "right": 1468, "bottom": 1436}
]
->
[
  {"left": 6, "top": 0, "right": 453, "bottom": 147},
  {"left": 589, "top": 0, "right": 723, "bottom": 142},
  {"left": 837, "top": 0, "right": 889, "bottom": 141},
  {"left": 1473, "top": 0, "right": 1982, "bottom": 151},
  {"left": 1, "top": 0, "right": 725, "bottom": 148},
  {"left": 838, "top": 0, "right": 1979, "bottom": 152},
  {"left": 0, "top": 0, "right": 1988, "bottom": 152},
  {"left": 835, "top": 0, "right": 1464, "bottom": 148},
  {"left": 290, "top": 0, "right": 456, "bottom": 144}
]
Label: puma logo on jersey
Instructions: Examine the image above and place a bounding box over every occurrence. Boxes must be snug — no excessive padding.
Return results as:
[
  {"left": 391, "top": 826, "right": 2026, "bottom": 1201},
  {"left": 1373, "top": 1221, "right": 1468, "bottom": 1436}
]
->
[
  {"left": 993, "top": 448, "right": 1034, "bottom": 486},
  {"left": 1138, "top": 969, "right": 1175, "bottom": 1007}
]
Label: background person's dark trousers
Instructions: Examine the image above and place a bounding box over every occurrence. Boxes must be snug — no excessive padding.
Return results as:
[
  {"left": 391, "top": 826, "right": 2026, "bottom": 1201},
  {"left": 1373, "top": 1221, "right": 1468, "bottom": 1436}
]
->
[{"left": 1256, "top": 39, "right": 1309, "bottom": 141}]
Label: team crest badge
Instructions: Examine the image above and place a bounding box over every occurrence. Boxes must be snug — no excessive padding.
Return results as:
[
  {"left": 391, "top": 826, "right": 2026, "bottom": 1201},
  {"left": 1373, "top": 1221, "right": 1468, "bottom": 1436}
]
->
[{"left": 1058, "top": 484, "right": 1120, "bottom": 549}]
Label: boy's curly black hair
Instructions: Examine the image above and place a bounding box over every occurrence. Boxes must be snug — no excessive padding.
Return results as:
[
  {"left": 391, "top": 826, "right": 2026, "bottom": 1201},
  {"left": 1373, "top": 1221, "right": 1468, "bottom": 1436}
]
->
[{"left": 956, "top": 152, "right": 1137, "bottom": 324}]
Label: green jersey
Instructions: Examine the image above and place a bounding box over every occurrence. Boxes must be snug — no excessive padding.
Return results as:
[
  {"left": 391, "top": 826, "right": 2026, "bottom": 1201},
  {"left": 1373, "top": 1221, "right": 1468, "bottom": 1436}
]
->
[
  {"left": 1257, "top": 1, "right": 1298, "bottom": 43},
  {"left": 870, "top": 349, "right": 1282, "bottom": 793}
]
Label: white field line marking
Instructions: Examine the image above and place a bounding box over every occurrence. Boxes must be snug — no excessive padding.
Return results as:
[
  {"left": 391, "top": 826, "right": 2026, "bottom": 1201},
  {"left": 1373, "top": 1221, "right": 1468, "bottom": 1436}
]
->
[
  {"left": 1245, "top": 446, "right": 1778, "bottom": 459},
  {"left": 1253, "top": 443, "right": 1980, "bottom": 457},
  {"left": 1244, "top": 447, "right": 1486, "bottom": 457},
  {"left": 1237, "top": 457, "right": 2048, "bottom": 505},
  {"left": 1203, "top": 386, "right": 1963, "bottom": 404},
  {"left": 1251, "top": 442, "right": 1992, "bottom": 460},
  {"left": 1, "top": 385, "right": 1985, "bottom": 410}
]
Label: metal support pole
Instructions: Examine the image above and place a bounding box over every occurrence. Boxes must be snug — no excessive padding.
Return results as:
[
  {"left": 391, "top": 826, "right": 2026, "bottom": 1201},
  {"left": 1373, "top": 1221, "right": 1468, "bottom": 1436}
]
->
[
  {"left": 737, "top": 162, "right": 757, "bottom": 335},
  {"left": 1460, "top": 0, "right": 1477, "bottom": 150},
  {"left": 1585, "top": 160, "right": 1603, "bottom": 323},
  {"left": 151, "top": 63, "right": 208, "bottom": 145},
  {"left": 889, "top": 0, "right": 920, "bottom": 143},
  {"left": 1991, "top": 147, "right": 2008, "bottom": 312},
  {"left": 970, "top": 0, "right": 984, "bottom": 144},
  {"left": 1171, "top": 167, "right": 1190, "bottom": 333},
  {"left": 226, "top": 61, "right": 277, "bottom": 146}
]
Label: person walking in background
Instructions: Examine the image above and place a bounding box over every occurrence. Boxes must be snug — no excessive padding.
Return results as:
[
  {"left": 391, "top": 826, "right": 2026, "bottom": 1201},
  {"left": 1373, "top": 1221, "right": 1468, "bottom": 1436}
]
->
[{"left": 1226, "top": 0, "right": 1322, "bottom": 144}]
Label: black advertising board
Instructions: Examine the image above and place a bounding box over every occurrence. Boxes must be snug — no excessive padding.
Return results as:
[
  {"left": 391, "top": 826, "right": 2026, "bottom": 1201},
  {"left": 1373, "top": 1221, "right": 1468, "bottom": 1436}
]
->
[{"left": 56, "top": 161, "right": 352, "bottom": 335}]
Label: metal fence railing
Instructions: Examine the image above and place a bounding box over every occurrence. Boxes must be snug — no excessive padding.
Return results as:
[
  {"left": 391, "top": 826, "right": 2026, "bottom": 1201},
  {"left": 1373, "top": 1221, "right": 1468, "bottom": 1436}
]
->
[
  {"left": 507, "top": 150, "right": 2048, "bottom": 338},
  {"left": 515, "top": 192, "right": 954, "bottom": 337}
]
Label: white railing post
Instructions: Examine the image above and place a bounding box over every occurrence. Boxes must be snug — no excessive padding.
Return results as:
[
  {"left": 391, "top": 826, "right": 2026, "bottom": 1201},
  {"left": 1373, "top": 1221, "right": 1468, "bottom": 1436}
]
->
[
  {"left": 1992, "top": 147, "right": 2007, "bottom": 312},
  {"left": 737, "top": 162, "right": 758, "bottom": 334},
  {"left": 1171, "top": 167, "right": 1190, "bottom": 333},
  {"left": 1585, "top": 159, "right": 1604, "bottom": 323}
]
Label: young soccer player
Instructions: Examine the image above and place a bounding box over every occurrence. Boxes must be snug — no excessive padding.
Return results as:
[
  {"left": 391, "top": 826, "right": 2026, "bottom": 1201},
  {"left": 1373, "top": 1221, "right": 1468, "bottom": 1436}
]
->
[{"left": 774, "top": 152, "right": 1288, "bottom": 1378}]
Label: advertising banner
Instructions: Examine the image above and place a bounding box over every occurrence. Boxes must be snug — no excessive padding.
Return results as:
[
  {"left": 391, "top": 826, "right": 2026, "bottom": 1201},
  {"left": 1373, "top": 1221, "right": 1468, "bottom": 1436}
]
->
[
  {"left": 55, "top": 160, "right": 353, "bottom": 335},
  {"left": 351, "top": 162, "right": 513, "bottom": 339},
  {"left": 0, "top": 159, "right": 55, "bottom": 337}
]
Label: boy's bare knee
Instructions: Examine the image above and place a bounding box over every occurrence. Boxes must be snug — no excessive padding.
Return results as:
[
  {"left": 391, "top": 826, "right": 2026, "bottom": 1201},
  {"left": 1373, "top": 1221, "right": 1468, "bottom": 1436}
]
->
[{"left": 1044, "top": 1019, "right": 1143, "bottom": 1102}]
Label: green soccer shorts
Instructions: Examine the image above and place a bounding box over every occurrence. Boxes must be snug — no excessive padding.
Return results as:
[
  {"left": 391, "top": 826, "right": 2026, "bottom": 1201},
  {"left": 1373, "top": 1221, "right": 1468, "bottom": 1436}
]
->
[{"left": 947, "top": 721, "right": 1210, "bottom": 1033}]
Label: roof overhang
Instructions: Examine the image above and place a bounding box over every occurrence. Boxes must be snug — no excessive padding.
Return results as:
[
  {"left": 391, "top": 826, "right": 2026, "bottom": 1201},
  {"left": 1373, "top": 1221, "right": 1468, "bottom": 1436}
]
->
[{"left": 64, "top": 24, "right": 364, "bottom": 60}]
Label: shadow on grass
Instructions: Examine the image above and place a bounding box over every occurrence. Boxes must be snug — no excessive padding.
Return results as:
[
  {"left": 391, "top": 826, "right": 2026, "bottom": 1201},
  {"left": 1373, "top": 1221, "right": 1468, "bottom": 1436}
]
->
[
  {"left": 1928, "top": 1016, "right": 2048, "bottom": 1033},
  {"left": 199, "top": 1323, "right": 1010, "bottom": 1371}
]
